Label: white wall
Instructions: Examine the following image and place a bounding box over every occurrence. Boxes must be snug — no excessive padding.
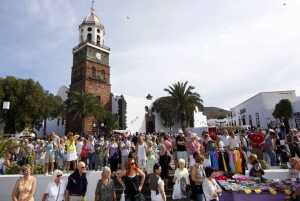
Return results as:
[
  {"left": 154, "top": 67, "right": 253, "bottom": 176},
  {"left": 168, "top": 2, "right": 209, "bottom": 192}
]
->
[{"left": 0, "top": 171, "right": 103, "bottom": 201}]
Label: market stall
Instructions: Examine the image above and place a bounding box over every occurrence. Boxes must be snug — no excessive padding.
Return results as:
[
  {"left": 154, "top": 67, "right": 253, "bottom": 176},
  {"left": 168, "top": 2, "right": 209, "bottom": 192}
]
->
[{"left": 216, "top": 177, "right": 296, "bottom": 201}]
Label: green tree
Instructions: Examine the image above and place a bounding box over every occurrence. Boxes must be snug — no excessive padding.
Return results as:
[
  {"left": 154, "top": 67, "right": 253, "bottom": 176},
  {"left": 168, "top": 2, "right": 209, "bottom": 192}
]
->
[
  {"left": 65, "top": 90, "right": 103, "bottom": 133},
  {"left": 0, "top": 76, "right": 46, "bottom": 133},
  {"left": 40, "top": 91, "right": 64, "bottom": 138},
  {"left": 163, "top": 81, "right": 204, "bottom": 132},
  {"left": 98, "top": 111, "right": 119, "bottom": 136},
  {"left": 272, "top": 99, "right": 292, "bottom": 121},
  {"left": 0, "top": 134, "right": 12, "bottom": 158},
  {"left": 153, "top": 97, "right": 176, "bottom": 131},
  {"left": 214, "top": 114, "right": 227, "bottom": 119}
]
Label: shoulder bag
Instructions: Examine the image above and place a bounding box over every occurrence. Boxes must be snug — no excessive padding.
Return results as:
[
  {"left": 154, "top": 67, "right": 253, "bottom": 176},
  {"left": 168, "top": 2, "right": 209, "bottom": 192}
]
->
[{"left": 130, "top": 177, "right": 145, "bottom": 201}]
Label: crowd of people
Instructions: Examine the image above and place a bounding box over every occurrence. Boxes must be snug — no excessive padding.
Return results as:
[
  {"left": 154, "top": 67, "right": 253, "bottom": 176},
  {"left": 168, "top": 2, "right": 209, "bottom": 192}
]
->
[{"left": 3, "top": 124, "right": 300, "bottom": 201}]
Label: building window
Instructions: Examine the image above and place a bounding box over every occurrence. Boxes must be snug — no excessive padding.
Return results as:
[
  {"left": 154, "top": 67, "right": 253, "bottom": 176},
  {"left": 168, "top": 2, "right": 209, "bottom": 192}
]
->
[
  {"left": 97, "top": 35, "right": 100, "bottom": 45},
  {"left": 80, "top": 35, "right": 83, "bottom": 43},
  {"left": 238, "top": 118, "right": 241, "bottom": 126},
  {"left": 91, "top": 67, "right": 96, "bottom": 78},
  {"left": 97, "top": 29, "right": 100, "bottom": 33},
  {"left": 249, "top": 115, "right": 252, "bottom": 126},
  {"left": 88, "top": 27, "right": 92, "bottom": 31},
  {"left": 256, "top": 113, "right": 260, "bottom": 127},
  {"left": 87, "top": 33, "right": 92, "bottom": 41},
  {"left": 266, "top": 118, "right": 271, "bottom": 128},
  {"left": 100, "top": 70, "right": 105, "bottom": 81}
]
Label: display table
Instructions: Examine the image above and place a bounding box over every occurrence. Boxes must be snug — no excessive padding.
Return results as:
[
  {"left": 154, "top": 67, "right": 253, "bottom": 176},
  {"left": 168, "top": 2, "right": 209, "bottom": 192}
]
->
[{"left": 220, "top": 191, "right": 286, "bottom": 201}]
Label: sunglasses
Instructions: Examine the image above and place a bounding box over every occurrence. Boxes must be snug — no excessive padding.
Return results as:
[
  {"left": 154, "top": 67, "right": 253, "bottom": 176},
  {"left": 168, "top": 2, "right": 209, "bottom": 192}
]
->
[
  {"left": 81, "top": 166, "right": 86, "bottom": 169},
  {"left": 130, "top": 162, "right": 136, "bottom": 165},
  {"left": 57, "top": 174, "right": 62, "bottom": 177}
]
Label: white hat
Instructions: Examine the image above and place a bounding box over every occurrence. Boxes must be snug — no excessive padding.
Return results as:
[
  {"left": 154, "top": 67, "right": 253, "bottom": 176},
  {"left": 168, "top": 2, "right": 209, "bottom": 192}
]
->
[
  {"left": 191, "top": 133, "right": 197, "bottom": 138},
  {"left": 196, "top": 137, "right": 201, "bottom": 141},
  {"left": 178, "top": 130, "right": 183, "bottom": 134}
]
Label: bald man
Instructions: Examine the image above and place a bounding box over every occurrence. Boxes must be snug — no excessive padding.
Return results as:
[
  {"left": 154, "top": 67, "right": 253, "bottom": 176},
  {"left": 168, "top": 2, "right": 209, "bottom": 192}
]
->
[{"left": 66, "top": 162, "right": 88, "bottom": 201}]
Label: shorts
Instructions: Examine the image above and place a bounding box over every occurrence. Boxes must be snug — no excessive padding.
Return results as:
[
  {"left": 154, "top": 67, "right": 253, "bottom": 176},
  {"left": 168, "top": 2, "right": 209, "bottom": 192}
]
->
[
  {"left": 177, "top": 151, "right": 187, "bottom": 163},
  {"left": 173, "top": 150, "right": 177, "bottom": 160},
  {"left": 45, "top": 154, "right": 55, "bottom": 163},
  {"left": 55, "top": 151, "right": 60, "bottom": 159},
  {"left": 137, "top": 158, "right": 147, "bottom": 169}
]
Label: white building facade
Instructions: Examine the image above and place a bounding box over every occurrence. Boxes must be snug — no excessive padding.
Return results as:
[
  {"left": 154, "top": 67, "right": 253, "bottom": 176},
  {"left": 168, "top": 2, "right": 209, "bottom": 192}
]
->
[{"left": 227, "top": 90, "right": 300, "bottom": 129}]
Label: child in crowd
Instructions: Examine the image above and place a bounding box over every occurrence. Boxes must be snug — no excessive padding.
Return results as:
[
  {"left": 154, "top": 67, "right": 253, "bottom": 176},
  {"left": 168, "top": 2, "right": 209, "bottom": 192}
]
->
[
  {"left": 249, "top": 159, "right": 267, "bottom": 182},
  {"left": 281, "top": 145, "right": 291, "bottom": 164}
]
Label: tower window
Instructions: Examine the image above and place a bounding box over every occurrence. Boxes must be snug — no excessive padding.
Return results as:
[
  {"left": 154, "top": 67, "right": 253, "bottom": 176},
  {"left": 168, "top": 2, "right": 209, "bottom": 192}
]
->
[
  {"left": 87, "top": 33, "right": 92, "bottom": 41},
  {"left": 80, "top": 35, "right": 83, "bottom": 43},
  {"left": 100, "top": 70, "right": 105, "bottom": 81},
  {"left": 91, "top": 67, "right": 96, "bottom": 78},
  {"left": 97, "top": 35, "right": 100, "bottom": 45},
  {"left": 88, "top": 27, "right": 92, "bottom": 31},
  {"left": 81, "top": 29, "right": 83, "bottom": 33},
  {"left": 97, "top": 29, "right": 100, "bottom": 33}
]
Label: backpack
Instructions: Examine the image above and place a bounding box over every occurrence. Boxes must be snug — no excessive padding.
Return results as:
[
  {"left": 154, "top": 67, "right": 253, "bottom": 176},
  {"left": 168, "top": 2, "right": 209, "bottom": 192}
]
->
[{"left": 207, "top": 140, "right": 218, "bottom": 151}]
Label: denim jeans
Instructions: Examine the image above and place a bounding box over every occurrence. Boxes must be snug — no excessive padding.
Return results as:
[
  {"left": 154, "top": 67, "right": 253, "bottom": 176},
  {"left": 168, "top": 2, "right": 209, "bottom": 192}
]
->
[
  {"left": 265, "top": 149, "right": 276, "bottom": 166},
  {"left": 196, "top": 193, "right": 204, "bottom": 201},
  {"left": 88, "top": 152, "right": 95, "bottom": 170},
  {"left": 103, "top": 156, "right": 109, "bottom": 167}
]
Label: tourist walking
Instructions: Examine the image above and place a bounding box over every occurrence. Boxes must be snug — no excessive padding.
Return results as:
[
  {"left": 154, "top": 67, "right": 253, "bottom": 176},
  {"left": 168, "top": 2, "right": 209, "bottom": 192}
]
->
[
  {"left": 149, "top": 164, "right": 166, "bottom": 201},
  {"left": 191, "top": 155, "right": 205, "bottom": 201},
  {"left": 159, "top": 145, "right": 173, "bottom": 189},
  {"left": 146, "top": 140, "right": 156, "bottom": 178},
  {"left": 12, "top": 164, "right": 37, "bottom": 201},
  {"left": 94, "top": 166, "right": 116, "bottom": 201},
  {"left": 120, "top": 134, "right": 131, "bottom": 169},
  {"left": 285, "top": 129, "right": 300, "bottom": 157},
  {"left": 66, "top": 132, "right": 80, "bottom": 173},
  {"left": 173, "top": 158, "right": 190, "bottom": 200},
  {"left": 109, "top": 137, "right": 119, "bottom": 176},
  {"left": 42, "top": 169, "right": 66, "bottom": 201},
  {"left": 189, "top": 133, "right": 201, "bottom": 169},
  {"left": 116, "top": 158, "right": 146, "bottom": 201},
  {"left": 80, "top": 139, "right": 88, "bottom": 167},
  {"left": 87, "top": 136, "right": 95, "bottom": 170},
  {"left": 136, "top": 135, "right": 147, "bottom": 172},
  {"left": 45, "top": 136, "right": 58, "bottom": 175},
  {"left": 249, "top": 128, "right": 264, "bottom": 160},
  {"left": 176, "top": 130, "right": 187, "bottom": 166}
]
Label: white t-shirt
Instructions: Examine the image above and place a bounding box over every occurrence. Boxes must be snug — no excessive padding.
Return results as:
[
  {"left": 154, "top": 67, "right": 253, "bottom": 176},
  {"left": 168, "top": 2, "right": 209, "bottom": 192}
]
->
[
  {"left": 228, "top": 136, "right": 240, "bottom": 148},
  {"left": 76, "top": 141, "right": 83, "bottom": 155},
  {"left": 44, "top": 180, "right": 66, "bottom": 201},
  {"left": 151, "top": 177, "right": 165, "bottom": 201},
  {"left": 121, "top": 140, "right": 131, "bottom": 156},
  {"left": 220, "top": 135, "right": 229, "bottom": 146},
  {"left": 174, "top": 168, "right": 190, "bottom": 184}
]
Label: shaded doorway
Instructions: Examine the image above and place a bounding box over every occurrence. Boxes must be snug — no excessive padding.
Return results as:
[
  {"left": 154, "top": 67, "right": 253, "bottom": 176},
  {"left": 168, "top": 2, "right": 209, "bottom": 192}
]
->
[{"left": 147, "top": 121, "right": 154, "bottom": 133}]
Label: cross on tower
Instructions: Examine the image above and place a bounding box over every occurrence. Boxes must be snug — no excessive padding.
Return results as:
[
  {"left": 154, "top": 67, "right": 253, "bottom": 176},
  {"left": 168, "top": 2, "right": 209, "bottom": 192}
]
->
[{"left": 92, "top": 1, "right": 94, "bottom": 7}]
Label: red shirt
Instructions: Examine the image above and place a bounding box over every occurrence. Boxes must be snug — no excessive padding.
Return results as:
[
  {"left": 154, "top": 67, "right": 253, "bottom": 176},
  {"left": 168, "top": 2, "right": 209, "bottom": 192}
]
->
[{"left": 249, "top": 133, "right": 264, "bottom": 149}]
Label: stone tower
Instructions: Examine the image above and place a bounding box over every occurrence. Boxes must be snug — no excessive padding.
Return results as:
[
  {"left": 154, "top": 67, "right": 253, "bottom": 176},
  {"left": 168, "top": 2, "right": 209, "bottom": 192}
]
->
[{"left": 66, "top": 6, "right": 111, "bottom": 134}]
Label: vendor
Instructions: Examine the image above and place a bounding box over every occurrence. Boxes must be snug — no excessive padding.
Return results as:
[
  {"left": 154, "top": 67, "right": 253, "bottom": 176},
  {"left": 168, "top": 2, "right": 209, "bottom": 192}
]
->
[{"left": 289, "top": 157, "right": 300, "bottom": 200}]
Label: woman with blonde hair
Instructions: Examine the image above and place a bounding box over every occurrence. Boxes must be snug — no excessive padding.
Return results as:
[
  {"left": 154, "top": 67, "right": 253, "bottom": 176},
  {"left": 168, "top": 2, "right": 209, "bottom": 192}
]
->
[
  {"left": 65, "top": 132, "right": 80, "bottom": 173},
  {"left": 191, "top": 155, "right": 205, "bottom": 201},
  {"left": 136, "top": 135, "right": 147, "bottom": 172},
  {"left": 247, "top": 154, "right": 260, "bottom": 172},
  {"left": 12, "top": 164, "right": 36, "bottom": 201},
  {"left": 146, "top": 140, "right": 156, "bottom": 179},
  {"left": 117, "top": 158, "right": 145, "bottom": 201},
  {"left": 42, "top": 169, "right": 66, "bottom": 201}
]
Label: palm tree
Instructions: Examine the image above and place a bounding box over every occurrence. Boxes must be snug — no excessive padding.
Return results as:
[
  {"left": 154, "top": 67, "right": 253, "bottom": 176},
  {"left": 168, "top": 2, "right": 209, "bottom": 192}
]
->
[
  {"left": 0, "top": 134, "right": 12, "bottom": 158},
  {"left": 164, "top": 81, "right": 204, "bottom": 132},
  {"left": 98, "top": 111, "right": 119, "bottom": 137},
  {"left": 65, "top": 90, "right": 103, "bottom": 133}
]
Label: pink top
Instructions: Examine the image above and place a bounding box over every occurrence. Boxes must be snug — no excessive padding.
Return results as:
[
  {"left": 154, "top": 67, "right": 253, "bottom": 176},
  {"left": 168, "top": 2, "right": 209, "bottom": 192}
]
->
[
  {"left": 189, "top": 141, "right": 200, "bottom": 155},
  {"left": 86, "top": 140, "right": 95, "bottom": 153}
]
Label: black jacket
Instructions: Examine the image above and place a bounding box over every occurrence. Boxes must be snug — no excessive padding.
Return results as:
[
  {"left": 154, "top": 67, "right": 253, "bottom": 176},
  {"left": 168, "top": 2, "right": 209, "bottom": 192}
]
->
[{"left": 66, "top": 169, "right": 88, "bottom": 196}]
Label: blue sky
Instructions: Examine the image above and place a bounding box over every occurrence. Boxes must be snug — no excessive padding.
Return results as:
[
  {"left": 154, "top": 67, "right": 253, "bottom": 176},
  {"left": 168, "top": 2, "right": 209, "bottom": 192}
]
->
[{"left": 1, "top": 0, "right": 300, "bottom": 110}]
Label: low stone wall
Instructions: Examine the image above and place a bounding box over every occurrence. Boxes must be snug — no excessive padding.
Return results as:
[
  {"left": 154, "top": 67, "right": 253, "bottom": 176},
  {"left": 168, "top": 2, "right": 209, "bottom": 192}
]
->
[{"left": 0, "top": 169, "right": 292, "bottom": 200}]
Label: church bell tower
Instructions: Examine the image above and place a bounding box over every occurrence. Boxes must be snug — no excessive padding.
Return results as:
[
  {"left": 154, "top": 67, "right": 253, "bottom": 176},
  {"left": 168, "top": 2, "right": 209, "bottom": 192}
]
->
[{"left": 66, "top": 6, "right": 111, "bottom": 134}]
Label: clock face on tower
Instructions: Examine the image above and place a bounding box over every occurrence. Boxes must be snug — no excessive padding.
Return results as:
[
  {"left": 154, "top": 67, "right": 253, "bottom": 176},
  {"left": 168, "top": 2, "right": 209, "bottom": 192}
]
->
[{"left": 96, "top": 52, "right": 101, "bottom": 60}]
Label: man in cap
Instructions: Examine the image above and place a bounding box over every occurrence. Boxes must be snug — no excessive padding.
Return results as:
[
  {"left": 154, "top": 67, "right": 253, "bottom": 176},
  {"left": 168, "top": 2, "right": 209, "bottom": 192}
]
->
[{"left": 176, "top": 130, "right": 187, "bottom": 166}]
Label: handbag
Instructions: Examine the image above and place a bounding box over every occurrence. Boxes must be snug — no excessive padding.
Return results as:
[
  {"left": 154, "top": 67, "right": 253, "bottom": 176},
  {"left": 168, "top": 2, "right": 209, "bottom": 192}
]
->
[
  {"left": 130, "top": 177, "right": 145, "bottom": 201},
  {"left": 120, "top": 191, "right": 125, "bottom": 201},
  {"left": 172, "top": 181, "right": 186, "bottom": 199},
  {"left": 112, "top": 152, "right": 119, "bottom": 159},
  {"left": 193, "top": 184, "right": 203, "bottom": 194}
]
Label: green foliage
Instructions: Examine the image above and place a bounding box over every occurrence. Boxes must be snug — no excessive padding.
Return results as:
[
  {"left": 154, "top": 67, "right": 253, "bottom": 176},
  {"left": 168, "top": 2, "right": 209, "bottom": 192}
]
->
[
  {"left": 163, "top": 81, "right": 204, "bottom": 132},
  {"left": 281, "top": 163, "right": 288, "bottom": 169},
  {"left": 272, "top": 99, "right": 292, "bottom": 120},
  {"left": 0, "top": 76, "right": 63, "bottom": 133},
  {"left": 0, "top": 134, "right": 12, "bottom": 158},
  {"left": 153, "top": 97, "right": 176, "bottom": 130},
  {"left": 214, "top": 114, "right": 227, "bottom": 119},
  {"left": 5, "top": 162, "right": 20, "bottom": 174},
  {"left": 65, "top": 90, "right": 103, "bottom": 132},
  {"left": 259, "top": 160, "right": 269, "bottom": 170},
  {"left": 98, "top": 111, "right": 119, "bottom": 135},
  {"left": 33, "top": 164, "right": 46, "bottom": 174}
]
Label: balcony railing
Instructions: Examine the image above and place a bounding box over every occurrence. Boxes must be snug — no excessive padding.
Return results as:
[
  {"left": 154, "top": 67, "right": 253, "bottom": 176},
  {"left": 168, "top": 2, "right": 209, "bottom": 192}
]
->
[
  {"left": 79, "top": 21, "right": 104, "bottom": 29},
  {"left": 73, "top": 39, "right": 110, "bottom": 52},
  {"left": 89, "top": 74, "right": 107, "bottom": 83}
]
